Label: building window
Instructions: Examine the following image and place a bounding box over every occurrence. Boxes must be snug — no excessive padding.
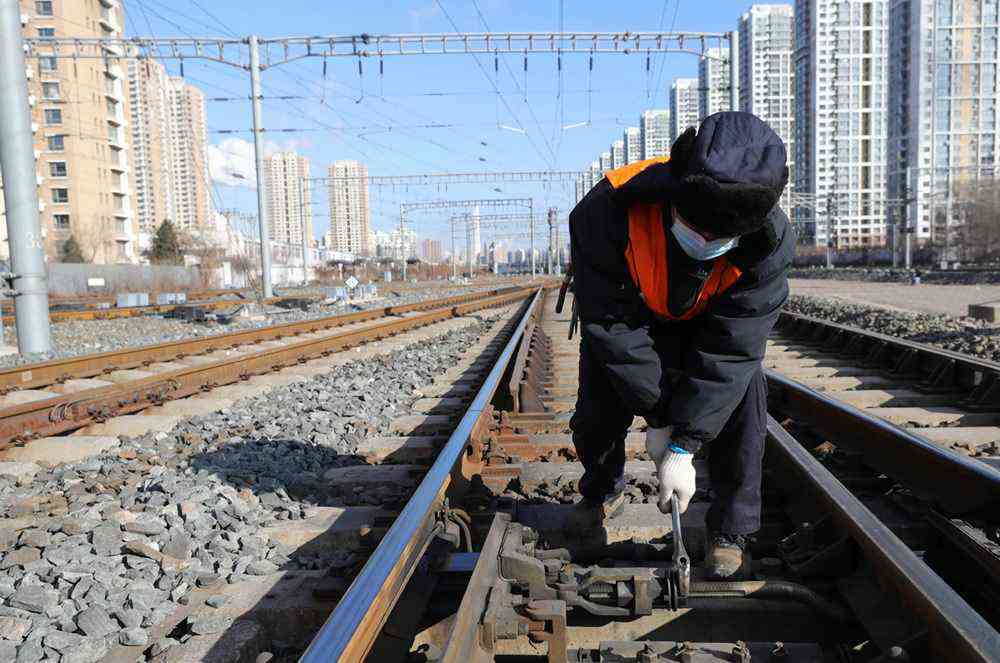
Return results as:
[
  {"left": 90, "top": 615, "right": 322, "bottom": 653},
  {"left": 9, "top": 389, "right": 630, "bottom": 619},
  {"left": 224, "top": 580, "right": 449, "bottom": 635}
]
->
[
  {"left": 43, "top": 108, "right": 62, "bottom": 125},
  {"left": 39, "top": 57, "right": 57, "bottom": 72},
  {"left": 41, "top": 81, "right": 60, "bottom": 100},
  {"left": 46, "top": 134, "right": 64, "bottom": 151},
  {"left": 37, "top": 27, "right": 55, "bottom": 38},
  {"left": 51, "top": 188, "right": 68, "bottom": 203},
  {"left": 49, "top": 161, "right": 67, "bottom": 177},
  {"left": 35, "top": 1, "right": 53, "bottom": 16},
  {"left": 53, "top": 214, "right": 69, "bottom": 229}
]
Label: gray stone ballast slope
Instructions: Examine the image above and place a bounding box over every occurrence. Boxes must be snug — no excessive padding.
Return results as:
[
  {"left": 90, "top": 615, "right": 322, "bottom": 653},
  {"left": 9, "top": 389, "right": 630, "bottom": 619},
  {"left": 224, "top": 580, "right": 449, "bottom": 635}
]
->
[
  {"left": 785, "top": 295, "right": 1000, "bottom": 362},
  {"left": 0, "top": 311, "right": 505, "bottom": 662}
]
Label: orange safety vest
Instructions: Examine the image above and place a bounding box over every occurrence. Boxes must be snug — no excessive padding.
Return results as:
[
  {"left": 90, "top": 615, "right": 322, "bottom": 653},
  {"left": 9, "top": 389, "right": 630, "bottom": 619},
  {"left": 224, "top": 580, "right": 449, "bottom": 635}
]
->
[{"left": 605, "top": 157, "right": 743, "bottom": 321}]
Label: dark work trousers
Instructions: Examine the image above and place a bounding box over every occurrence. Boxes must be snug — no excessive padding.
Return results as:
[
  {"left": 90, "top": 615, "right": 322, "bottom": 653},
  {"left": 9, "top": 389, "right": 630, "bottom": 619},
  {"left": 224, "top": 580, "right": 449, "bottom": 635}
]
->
[{"left": 569, "top": 333, "right": 767, "bottom": 536}]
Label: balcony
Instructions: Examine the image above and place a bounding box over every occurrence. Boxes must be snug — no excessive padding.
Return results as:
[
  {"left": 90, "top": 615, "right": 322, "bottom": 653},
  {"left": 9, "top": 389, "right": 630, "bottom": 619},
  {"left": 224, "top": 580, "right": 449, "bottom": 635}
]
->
[{"left": 99, "top": 7, "right": 120, "bottom": 32}]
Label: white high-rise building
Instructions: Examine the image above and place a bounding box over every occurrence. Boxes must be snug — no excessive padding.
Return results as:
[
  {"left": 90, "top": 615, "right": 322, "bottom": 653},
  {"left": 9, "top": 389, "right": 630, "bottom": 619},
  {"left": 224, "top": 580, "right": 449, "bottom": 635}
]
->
[
  {"left": 262, "top": 152, "right": 311, "bottom": 247},
  {"left": 611, "top": 139, "right": 626, "bottom": 168},
  {"left": 888, "top": 0, "right": 1000, "bottom": 255},
  {"left": 128, "top": 60, "right": 212, "bottom": 236},
  {"left": 600, "top": 151, "right": 613, "bottom": 171},
  {"left": 795, "top": 0, "right": 890, "bottom": 248},
  {"left": 640, "top": 110, "right": 672, "bottom": 159},
  {"left": 739, "top": 5, "right": 796, "bottom": 216},
  {"left": 699, "top": 47, "right": 736, "bottom": 119},
  {"left": 326, "top": 160, "right": 371, "bottom": 255},
  {"left": 624, "top": 127, "right": 642, "bottom": 164},
  {"left": 670, "top": 78, "right": 701, "bottom": 144}
]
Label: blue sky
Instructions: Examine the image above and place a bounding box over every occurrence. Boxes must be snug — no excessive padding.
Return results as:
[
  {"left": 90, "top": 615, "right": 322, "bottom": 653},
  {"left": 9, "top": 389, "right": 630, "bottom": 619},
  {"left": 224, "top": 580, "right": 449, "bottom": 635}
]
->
[{"left": 123, "top": 0, "right": 759, "bottom": 248}]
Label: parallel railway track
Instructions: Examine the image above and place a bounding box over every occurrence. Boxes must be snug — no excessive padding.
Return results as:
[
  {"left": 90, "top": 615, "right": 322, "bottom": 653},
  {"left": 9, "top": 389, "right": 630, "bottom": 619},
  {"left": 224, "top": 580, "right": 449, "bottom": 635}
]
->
[
  {"left": 294, "top": 289, "right": 1000, "bottom": 662},
  {"left": 0, "top": 286, "right": 534, "bottom": 448}
]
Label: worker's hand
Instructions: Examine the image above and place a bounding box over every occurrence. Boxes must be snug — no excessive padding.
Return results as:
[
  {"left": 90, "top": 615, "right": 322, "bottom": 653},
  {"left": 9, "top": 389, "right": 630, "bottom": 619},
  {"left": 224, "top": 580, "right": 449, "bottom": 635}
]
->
[{"left": 645, "top": 426, "right": 696, "bottom": 515}]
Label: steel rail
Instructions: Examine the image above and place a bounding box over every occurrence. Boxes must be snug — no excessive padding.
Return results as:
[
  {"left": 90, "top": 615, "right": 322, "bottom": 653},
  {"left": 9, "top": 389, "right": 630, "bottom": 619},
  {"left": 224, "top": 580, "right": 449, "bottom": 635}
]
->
[
  {"left": 0, "top": 289, "right": 534, "bottom": 447},
  {"left": 766, "top": 417, "right": 1000, "bottom": 662},
  {"left": 766, "top": 369, "right": 1000, "bottom": 516},
  {"left": 0, "top": 288, "right": 518, "bottom": 392},
  {"left": 778, "top": 310, "right": 1000, "bottom": 380},
  {"left": 299, "top": 288, "right": 543, "bottom": 662},
  {"left": 0, "top": 293, "right": 316, "bottom": 324}
]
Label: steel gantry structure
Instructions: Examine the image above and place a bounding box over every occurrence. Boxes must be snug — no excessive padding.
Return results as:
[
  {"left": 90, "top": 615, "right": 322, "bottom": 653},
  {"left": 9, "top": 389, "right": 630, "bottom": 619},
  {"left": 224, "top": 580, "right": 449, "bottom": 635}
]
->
[
  {"left": 399, "top": 199, "right": 532, "bottom": 280},
  {"left": 447, "top": 211, "right": 567, "bottom": 278},
  {"left": 309, "top": 170, "right": 585, "bottom": 188},
  {"left": 15, "top": 30, "right": 732, "bottom": 300}
]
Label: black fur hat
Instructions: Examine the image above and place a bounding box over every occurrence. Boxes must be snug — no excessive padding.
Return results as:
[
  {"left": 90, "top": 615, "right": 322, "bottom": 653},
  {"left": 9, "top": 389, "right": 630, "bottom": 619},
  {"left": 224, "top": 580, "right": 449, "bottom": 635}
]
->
[{"left": 669, "top": 112, "right": 788, "bottom": 237}]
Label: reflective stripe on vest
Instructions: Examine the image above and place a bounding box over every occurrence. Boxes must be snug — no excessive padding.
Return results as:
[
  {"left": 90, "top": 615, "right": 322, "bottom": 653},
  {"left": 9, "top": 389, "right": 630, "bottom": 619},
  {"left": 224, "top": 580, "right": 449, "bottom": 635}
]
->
[{"left": 605, "top": 158, "right": 743, "bottom": 321}]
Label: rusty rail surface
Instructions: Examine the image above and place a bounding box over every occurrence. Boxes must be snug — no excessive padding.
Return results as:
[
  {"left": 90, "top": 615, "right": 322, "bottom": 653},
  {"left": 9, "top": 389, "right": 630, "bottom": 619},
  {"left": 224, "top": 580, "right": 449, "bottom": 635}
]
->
[
  {"left": 0, "top": 287, "right": 522, "bottom": 392},
  {"left": 299, "top": 288, "right": 544, "bottom": 662},
  {"left": 0, "top": 288, "right": 535, "bottom": 448}
]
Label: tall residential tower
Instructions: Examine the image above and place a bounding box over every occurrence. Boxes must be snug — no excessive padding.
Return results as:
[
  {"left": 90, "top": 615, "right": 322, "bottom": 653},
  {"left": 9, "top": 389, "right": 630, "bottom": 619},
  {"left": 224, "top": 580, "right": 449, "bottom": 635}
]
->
[{"left": 326, "top": 160, "right": 370, "bottom": 255}]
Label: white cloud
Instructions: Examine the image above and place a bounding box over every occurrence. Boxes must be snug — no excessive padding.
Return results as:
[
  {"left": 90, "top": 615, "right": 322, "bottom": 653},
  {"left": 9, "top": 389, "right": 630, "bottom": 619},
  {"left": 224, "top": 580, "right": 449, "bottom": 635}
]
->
[
  {"left": 208, "top": 138, "right": 314, "bottom": 188},
  {"left": 208, "top": 138, "right": 257, "bottom": 188},
  {"left": 409, "top": 2, "right": 441, "bottom": 29}
]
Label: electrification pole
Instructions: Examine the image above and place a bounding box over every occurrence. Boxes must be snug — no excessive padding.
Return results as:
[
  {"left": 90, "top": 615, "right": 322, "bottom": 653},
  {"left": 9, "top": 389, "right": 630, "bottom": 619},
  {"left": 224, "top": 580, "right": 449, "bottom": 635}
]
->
[
  {"left": 0, "top": 0, "right": 51, "bottom": 354},
  {"left": 529, "top": 203, "right": 535, "bottom": 278},
  {"left": 399, "top": 205, "right": 407, "bottom": 281},
  {"left": 248, "top": 35, "right": 273, "bottom": 299},
  {"left": 826, "top": 193, "right": 834, "bottom": 269},
  {"left": 299, "top": 176, "right": 309, "bottom": 284},
  {"left": 904, "top": 167, "right": 913, "bottom": 270},
  {"left": 728, "top": 30, "right": 739, "bottom": 111},
  {"left": 450, "top": 217, "right": 457, "bottom": 279},
  {"left": 547, "top": 207, "right": 557, "bottom": 275}
]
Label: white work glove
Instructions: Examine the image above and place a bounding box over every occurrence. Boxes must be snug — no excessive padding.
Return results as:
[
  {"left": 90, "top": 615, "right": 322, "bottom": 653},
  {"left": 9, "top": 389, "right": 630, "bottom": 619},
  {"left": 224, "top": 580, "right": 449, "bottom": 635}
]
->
[{"left": 645, "top": 426, "right": 696, "bottom": 515}]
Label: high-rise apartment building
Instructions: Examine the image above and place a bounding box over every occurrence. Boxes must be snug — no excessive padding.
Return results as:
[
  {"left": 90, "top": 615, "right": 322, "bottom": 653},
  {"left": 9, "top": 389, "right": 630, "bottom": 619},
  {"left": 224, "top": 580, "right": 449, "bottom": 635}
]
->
[
  {"left": 739, "top": 5, "right": 796, "bottom": 216},
  {"left": 611, "top": 139, "right": 626, "bottom": 168},
  {"left": 326, "top": 160, "right": 370, "bottom": 255},
  {"left": 262, "top": 152, "right": 311, "bottom": 247},
  {"left": 127, "top": 60, "right": 211, "bottom": 236},
  {"left": 795, "top": 0, "right": 890, "bottom": 248},
  {"left": 670, "top": 78, "right": 701, "bottom": 144},
  {"left": 419, "top": 238, "right": 443, "bottom": 263},
  {"left": 624, "top": 127, "right": 642, "bottom": 164},
  {"left": 888, "top": 0, "right": 1000, "bottom": 252},
  {"left": 640, "top": 109, "right": 672, "bottom": 159},
  {"left": 11, "top": 0, "right": 137, "bottom": 263},
  {"left": 699, "top": 47, "right": 736, "bottom": 119},
  {"left": 600, "top": 151, "right": 612, "bottom": 171}
]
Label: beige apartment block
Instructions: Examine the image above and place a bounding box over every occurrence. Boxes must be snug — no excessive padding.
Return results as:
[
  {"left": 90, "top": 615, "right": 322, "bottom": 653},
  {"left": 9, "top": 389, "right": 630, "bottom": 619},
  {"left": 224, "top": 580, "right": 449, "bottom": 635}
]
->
[
  {"left": 263, "top": 152, "right": 312, "bottom": 247},
  {"left": 12, "top": 0, "right": 138, "bottom": 263},
  {"left": 127, "top": 59, "right": 210, "bottom": 237},
  {"left": 326, "top": 160, "right": 370, "bottom": 256}
]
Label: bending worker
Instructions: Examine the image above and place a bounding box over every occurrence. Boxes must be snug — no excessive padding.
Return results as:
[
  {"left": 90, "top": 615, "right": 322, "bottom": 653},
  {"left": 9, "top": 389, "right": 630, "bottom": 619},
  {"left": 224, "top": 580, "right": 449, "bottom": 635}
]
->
[{"left": 568, "top": 111, "right": 793, "bottom": 579}]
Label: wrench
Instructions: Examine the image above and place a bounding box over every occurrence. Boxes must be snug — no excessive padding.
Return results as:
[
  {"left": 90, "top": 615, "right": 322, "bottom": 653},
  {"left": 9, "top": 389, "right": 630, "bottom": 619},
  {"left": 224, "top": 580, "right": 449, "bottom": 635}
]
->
[{"left": 670, "top": 494, "right": 691, "bottom": 600}]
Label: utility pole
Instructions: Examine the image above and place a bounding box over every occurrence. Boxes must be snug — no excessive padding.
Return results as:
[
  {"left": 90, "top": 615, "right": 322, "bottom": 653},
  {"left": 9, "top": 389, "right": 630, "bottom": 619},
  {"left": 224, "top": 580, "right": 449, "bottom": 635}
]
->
[
  {"left": 466, "top": 213, "right": 474, "bottom": 278},
  {"left": 554, "top": 220, "right": 561, "bottom": 276},
  {"left": 248, "top": 35, "right": 273, "bottom": 299},
  {"left": 399, "top": 205, "right": 407, "bottom": 281},
  {"left": 529, "top": 203, "right": 535, "bottom": 278},
  {"left": 728, "top": 30, "right": 739, "bottom": 111},
  {"left": 450, "top": 217, "right": 457, "bottom": 279},
  {"left": 547, "top": 207, "right": 557, "bottom": 275},
  {"left": 298, "top": 176, "right": 309, "bottom": 285},
  {"left": 0, "top": 1, "right": 51, "bottom": 354},
  {"left": 825, "top": 193, "right": 834, "bottom": 269}
]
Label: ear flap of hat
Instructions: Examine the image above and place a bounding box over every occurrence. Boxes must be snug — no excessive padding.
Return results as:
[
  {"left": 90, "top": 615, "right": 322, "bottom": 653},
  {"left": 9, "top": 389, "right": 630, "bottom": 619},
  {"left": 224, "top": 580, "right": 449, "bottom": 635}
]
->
[{"left": 668, "top": 127, "right": 697, "bottom": 175}]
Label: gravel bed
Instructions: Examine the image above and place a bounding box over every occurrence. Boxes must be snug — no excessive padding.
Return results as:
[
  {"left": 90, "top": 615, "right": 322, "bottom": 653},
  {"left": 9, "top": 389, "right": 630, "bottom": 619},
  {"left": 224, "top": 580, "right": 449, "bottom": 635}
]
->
[
  {"left": 0, "top": 309, "right": 509, "bottom": 661},
  {"left": 785, "top": 294, "right": 1000, "bottom": 362},
  {"left": 0, "top": 284, "right": 501, "bottom": 370},
  {"left": 790, "top": 266, "right": 1000, "bottom": 285}
]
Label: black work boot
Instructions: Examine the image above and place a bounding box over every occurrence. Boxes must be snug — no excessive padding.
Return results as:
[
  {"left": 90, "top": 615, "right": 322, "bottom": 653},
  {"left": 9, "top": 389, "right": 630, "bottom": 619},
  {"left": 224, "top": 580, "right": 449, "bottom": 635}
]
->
[
  {"left": 707, "top": 532, "right": 748, "bottom": 579},
  {"left": 569, "top": 475, "right": 626, "bottom": 530}
]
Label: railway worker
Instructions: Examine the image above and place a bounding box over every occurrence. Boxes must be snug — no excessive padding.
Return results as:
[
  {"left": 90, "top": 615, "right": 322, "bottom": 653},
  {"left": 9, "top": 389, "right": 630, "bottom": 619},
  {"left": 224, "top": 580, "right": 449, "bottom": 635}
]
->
[{"left": 567, "top": 111, "right": 794, "bottom": 579}]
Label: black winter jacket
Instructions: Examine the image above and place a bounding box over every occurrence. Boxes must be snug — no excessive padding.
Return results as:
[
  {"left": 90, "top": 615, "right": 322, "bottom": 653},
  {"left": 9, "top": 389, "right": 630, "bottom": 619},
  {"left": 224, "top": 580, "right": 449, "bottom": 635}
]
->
[{"left": 569, "top": 164, "right": 794, "bottom": 454}]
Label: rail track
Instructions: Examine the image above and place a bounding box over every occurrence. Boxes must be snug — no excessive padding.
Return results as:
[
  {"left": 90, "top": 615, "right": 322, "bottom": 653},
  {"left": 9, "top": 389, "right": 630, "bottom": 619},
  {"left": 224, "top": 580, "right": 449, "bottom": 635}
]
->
[
  {"left": 292, "top": 288, "right": 1000, "bottom": 663},
  {"left": 0, "top": 286, "right": 533, "bottom": 449}
]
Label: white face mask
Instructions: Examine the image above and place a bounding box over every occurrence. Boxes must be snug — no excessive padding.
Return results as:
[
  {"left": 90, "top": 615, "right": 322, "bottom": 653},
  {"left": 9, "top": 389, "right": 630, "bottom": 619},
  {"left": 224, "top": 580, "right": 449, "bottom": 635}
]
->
[{"left": 670, "top": 210, "right": 739, "bottom": 261}]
